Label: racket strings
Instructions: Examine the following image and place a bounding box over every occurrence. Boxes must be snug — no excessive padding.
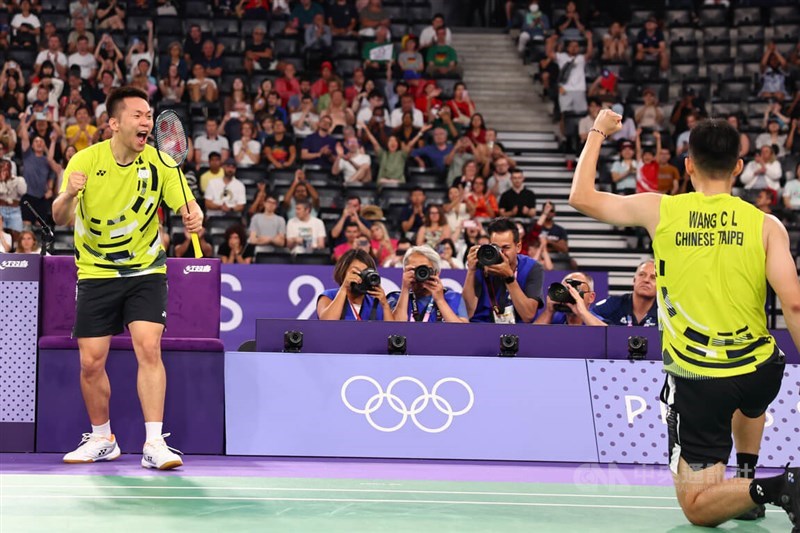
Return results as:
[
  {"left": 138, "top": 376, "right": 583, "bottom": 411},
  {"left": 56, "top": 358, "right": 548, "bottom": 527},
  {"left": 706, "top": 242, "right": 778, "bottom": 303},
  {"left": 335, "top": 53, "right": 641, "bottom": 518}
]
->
[{"left": 155, "top": 113, "right": 188, "bottom": 166}]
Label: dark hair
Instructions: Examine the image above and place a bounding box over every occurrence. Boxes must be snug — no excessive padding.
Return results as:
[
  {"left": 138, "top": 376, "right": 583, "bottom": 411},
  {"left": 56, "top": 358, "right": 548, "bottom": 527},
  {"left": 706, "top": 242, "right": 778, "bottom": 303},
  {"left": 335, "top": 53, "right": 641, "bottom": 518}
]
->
[
  {"left": 333, "top": 249, "right": 376, "bottom": 286},
  {"left": 345, "top": 194, "right": 361, "bottom": 205},
  {"left": 224, "top": 224, "right": 246, "bottom": 246},
  {"left": 487, "top": 217, "right": 520, "bottom": 244},
  {"left": 77, "top": 35, "right": 89, "bottom": 43},
  {"left": 511, "top": 168, "right": 525, "bottom": 177},
  {"left": 295, "top": 198, "right": 312, "bottom": 210},
  {"left": 367, "top": 90, "right": 383, "bottom": 100},
  {"left": 208, "top": 151, "right": 221, "bottom": 159},
  {"left": 343, "top": 221, "right": 360, "bottom": 234},
  {"left": 432, "top": 13, "right": 445, "bottom": 21},
  {"left": 424, "top": 204, "right": 443, "bottom": 226},
  {"left": 687, "top": 119, "right": 740, "bottom": 179},
  {"left": 588, "top": 97, "right": 602, "bottom": 107},
  {"left": 410, "top": 186, "right": 425, "bottom": 195},
  {"left": 106, "top": 86, "right": 149, "bottom": 119},
  {"left": 439, "top": 238, "right": 456, "bottom": 255}
]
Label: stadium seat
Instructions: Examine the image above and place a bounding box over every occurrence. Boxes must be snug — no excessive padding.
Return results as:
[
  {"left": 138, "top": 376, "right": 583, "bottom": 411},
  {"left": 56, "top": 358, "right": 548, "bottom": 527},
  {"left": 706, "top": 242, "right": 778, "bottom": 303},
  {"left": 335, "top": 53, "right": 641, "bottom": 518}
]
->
[
  {"left": 671, "top": 63, "right": 700, "bottom": 81},
  {"left": 207, "top": 215, "right": 244, "bottom": 235},
  {"left": 705, "top": 62, "right": 734, "bottom": 83},
  {"left": 332, "top": 38, "right": 360, "bottom": 58},
  {"left": 733, "top": 7, "right": 762, "bottom": 27},
  {"left": 736, "top": 25, "right": 765, "bottom": 44},
  {"left": 667, "top": 26, "right": 696, "bottom": 44},
  {"left": 274, "top": 35, "right": 300, "bottom": 57},
  {"left": 671, "top": 43, "right": 699, "bottom": 63},
  {"left": 268, "top": 169, "right": 296, "bottom": 186},
  {"left": 702, "top": 26, "right": 730, "bottom": 43},
  {"left": 773, "top": 24, "right": 800, "bottom": 41},
  {"left": 295, "top": 252, "right": 333, "bottom": 266},
  {"left": 184, "top": 0, "right": 211, "bottom": 16},
  {"left": 214, "top": 18, "right": 240, "bottom": 37},
  {"left": 40, "top": 12, "right": 70, "bottom": 32},
  {"left": 237, "top": 166, "right": 269, "bottom": 186},
  {"left": 716, "top": 78, "right": 751, "bottom": 101},
  {"left": 736, "top": 42, "right": 764, "bottom": 62},
  {"left": 770, "top": 5, "right": 800, "bottom": 24},
  {"left": 681, "top": 78, "right": 712, "bottom": 101},
  {"left": 703, "top": 41, "right": 732, "bottom": 62},
  {"left": 255, "top": 251, "right": 294, "bottom": 264},
  {"left": 666, "top": 9, "right": 692, "bottom": 27},
  {"left": 698, "top": 7, "right": 728, "bottom": 27},
  {"left": 156, "top": 16, "right": 182, "bottom": 36},
  {"left": 218, "top": 36, "right": 244, "bottom": 54},
  {"left": 184, "top": 17, "right": 212, "bottom": 33}
]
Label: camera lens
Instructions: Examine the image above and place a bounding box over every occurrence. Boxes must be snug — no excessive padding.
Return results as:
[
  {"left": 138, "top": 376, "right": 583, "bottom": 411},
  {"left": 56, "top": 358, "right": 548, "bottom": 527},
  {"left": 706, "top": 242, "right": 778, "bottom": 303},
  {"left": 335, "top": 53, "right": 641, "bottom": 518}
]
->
[
  {"left": 414, "top": 265, "right": 432, "bottom": 282},
  {"left": 477, "top": 244, "right": 503, "bottom": 267}
]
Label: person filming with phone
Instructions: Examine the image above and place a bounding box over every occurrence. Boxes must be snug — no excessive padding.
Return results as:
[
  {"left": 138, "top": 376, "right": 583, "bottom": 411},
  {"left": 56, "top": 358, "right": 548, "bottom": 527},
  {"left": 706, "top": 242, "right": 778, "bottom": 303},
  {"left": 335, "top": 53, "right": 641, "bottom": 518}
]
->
[{"left": 462, "top": 218, "right": 543, "bottom": 323}]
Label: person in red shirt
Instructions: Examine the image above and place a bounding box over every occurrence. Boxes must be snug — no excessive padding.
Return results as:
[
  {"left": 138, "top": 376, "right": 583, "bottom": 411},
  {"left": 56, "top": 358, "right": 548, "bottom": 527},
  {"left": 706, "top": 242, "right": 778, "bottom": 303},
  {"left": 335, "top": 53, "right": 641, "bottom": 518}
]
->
[
  {"left": 465, "top": 113, "right": 487, "bottom": 145},
  {"left": 635, "top": 129, "right": 661, "bottom": 194},
  {"left": 311, "top": 61, "right": 338, "bottom": 98},
  {"left": 275, "top": 62, "right": 301, "bottom": 107},
  {"left": 448, "top": 82, "right": 476, "bottom": 126},
  {"left": 344, "top": 67, "right": 366, "bottom": 105},
  {"left": 415, "top": 81, "right": 443, "bottom": 122}
]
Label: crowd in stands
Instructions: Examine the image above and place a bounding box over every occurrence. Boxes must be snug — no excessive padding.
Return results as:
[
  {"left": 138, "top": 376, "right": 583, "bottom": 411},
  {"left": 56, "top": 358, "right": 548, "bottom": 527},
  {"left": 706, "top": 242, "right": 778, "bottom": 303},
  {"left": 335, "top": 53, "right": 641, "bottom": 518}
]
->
[{"left": 0, "top": 0, "right": 578, "bottom": 272}]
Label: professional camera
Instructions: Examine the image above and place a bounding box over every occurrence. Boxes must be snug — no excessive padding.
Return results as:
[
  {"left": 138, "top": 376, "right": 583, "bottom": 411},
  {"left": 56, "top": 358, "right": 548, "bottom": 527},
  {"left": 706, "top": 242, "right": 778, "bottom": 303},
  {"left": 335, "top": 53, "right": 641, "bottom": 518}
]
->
[
  {"left": 627, "top": 335, "right": 648, "bottom": 360},
  {"left": 477, "top": 244, "right": 504, "bottom": 267},
  {"left": 547, "top": 279, "right": 586, "bottom": 313},
  {"left": 350, "top": 268, "right": 381, "bottom": 295},
  {"left": 414, "top": 265, "right": 433, "bottom": 283}
]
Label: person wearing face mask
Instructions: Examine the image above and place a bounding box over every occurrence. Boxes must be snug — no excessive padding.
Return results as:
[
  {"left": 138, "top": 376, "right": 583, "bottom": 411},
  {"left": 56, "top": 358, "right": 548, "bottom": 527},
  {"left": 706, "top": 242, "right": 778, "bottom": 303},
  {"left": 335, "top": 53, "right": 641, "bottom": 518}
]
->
[{"left": 517, "top": 1, "right": 550, "bottom": 54}]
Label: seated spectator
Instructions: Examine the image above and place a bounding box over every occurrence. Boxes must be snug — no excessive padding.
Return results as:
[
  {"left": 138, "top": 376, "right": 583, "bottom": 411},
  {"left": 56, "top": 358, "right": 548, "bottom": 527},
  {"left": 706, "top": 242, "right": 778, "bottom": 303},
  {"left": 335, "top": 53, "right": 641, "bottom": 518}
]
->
[
  {"left": 235, "top": 0, "right": 270, "bottom": 19},
  {"left": 300, "top": 115, "right": 338, "bottom": 169},
  {"left": 160, "top": 41, "right": 189, "bottom": 81},
  {"left": 401, "top": 187, "right": 427, "bottom": 237},
  {"left": 173, "top": 226, "right": 213, "bottom": 258},
  {"left": 754, "top": 188, "right": 773, "bottom": 215},
  {"left": 286, "top": 0, "right": 325, "bottom": 35},
  {"left": 158, "top": 64, "right": 185, "bottom": 104},
  {"left": 534, "top": 271, "right": 605, "bottom": 326},
  {"left": 411, "top": 127, "right": 453, "bottom": 174},
  {"left": 321, "top": 90, "right": 355, "bottom": 132},
  {"left": 587, "top": 69, "right": 619, "bottom": 103},
  {"left": 670, "top": 87, "right": 707, "bottom": 137},
  {"left": 362, "top": 25, "right": 394, "bottom": 78},
  {"left": 333, "top": 222, "right": 363, "bottom": 260},
  {"left": 328, "top": 0, "right": 358, "bottom": 36},
  {"left": 487, "top": 156, "right": 512, "bottom": 197},
  {"left": 517, "top": 1, "right": 550, "bottom": 54},
  {"left": 529, "top": 201, "right": 575, "bottom": 269},
  {"left": 388, "top": 245, "right": 468, "bottom": 323},
  {"left": 354, "top": 88, "right": 384, "bottom": 124},
  {"left": 726, "top": 114, "right": 751, "bottom": 158},
  {"left": 291, "top": 94, "right": 320, "bottom": 138},
  {"left": 64, "top": 106, "right": 96, "bottom": 151},
  {"left": 416, "top": 204, "right": 452, "bottom": 249},
  {"left": 36, "top": 35, "right": 68, "bottom": 80},
  {"left": 316, "top": 249, "right": 394, "bottom": 320},
  {"left": 333, "top": 137, "right": 372, "bottom": 184},
  {"left": 656, "top": 147, "right": 681, "bottom": 195},
  {"left": 675, "top": 112, "right": 699, "bottom": 159},
  {"left": 199, "top": 151, "right": 224, "bottom": 193},
  {"left": 437, "top": 238, "right": 463, "bottom": 269},
  {"left": 359, "top": 0, "right": 390, "bottom": 38},
  {"left": 368, "top": 221, "right": 396, "bottom": 265},
  {"left": 463, "top": 218, "right": 543, "bottom": 323},
  {"left": 330, "top": 195, "right": 371, "bottom": 245},
  {"left": 249, "top": 194, "right": 287, "bottom": 250},
  {"left": 364, "top": 124, "right": 422, "bottom": 186},
  {"left": 232, "top": 121, "right": 261, "bottom": 168},
  {"left": 18, "top": 120, "right": 55, "bottom": 227},
  {"left": 69, "top": 35, "right": 98, "bottom": 80},
  {"left": 444, "top": 184, "right": 474, "bottom": 238},
  {"left": 244, "top": 25, "right": 274, "bottom": 74},
  {"left": 578, "top": 98, "right": 602, "bottom": 144},
  {"left": 194, "top": 118, "right": 230, "bottom": 166},
  {"left": 0, "top": 67, "right": 26, "bottom": 119},
  {"left": 187, "top": 62, "right": 218, "bottom": 104},
  {"left": 15, "top": 229, "right": 41, "bottom": 254},
  {"left": 311, "top": 62, "right": 341, "bottom": 100},
  {"left": 635, "top": 129, "right": 661, "bottom": 194},
  {"left": 276, "top": 64, "right": 301, "bottom": 109},
  {"left": 499, "top": 169, "right": 536, "bottom": 218},
  {"left": 95, "top": 0, "right": 125, "bottom": 31},
  {"left": 67, "top": 16, "right": 95, "bottom": 55},
  {"left": 0, "top": 159, "right": 26, "bottom": 237},
  {"left": 286, "top": 198, "right": 326, "bottom": 253},
  {"left": 11, "top": 0, "right": 41, "bottom": 49},
  {"left": 447, "top": 83, "right": 477, "bottom": 127},
  {"left": 70, "top": 0, "right": 96, "bottom": 23},
  {"left": 465, "top": 176, "right": 497, "bottom": 219},
  {"left": 183, "top": 24, "right": 219, "bottom": 66},
  {"left": 204, "top": 158, "right": 246, "bottom": 216},
  {"left": 782, "top": 163, "right": 800, "bottom": 212},
  {"left": 634, "top": 88, "right": 664, "bottom": 131},
  {"left": 592, "top": 259, "right": 657, "bottom": 327},
  {"left": 635, "top": 16, "right": 668, "bottom": 73},
  {"left": 198, "top": 39, "right": 223, "bottom": 79},
  {"left": 316, "top": 79, "right": 342, "bottom": 112},
  {"left": 215, "top": 225, "right": 253, "bottom": 264},
  {"left": 759, "top": 42, "right": 788, "bottom": 101},
  {"left": 526, "top": 233, "right": 552, "bottom": 270},
  {"left": 740, "top": 145, "right": 781, "bottom": 192},
  {"left": 465, "top": 113, "right": 487, "bottom": 146},
  {"left": 419, "top": 13, "right": 451, "bottom": 49},
  {"left": 415, "top": 82, "right": 444, "bottom": 122},
  {"left": 262, "top": 119, "right": 296, "bottom": 169},
  {"left": 755, "top": 116, "right": 788, "bottom": 159},
  {"left": 390, "top": 93, "right": 425, "bottom": 129},
  {"left": 304, "top": 14, "right": 333, "bottom": 70},
  {"left": 282, "top": 170, "right": 320, "bottom": 219},
  {"left": 398, "top": 36, "right": 425, "bottom": 75},
  {"left": 602, "top": 21, "right": 628, "bottom": 61},
  {"left": 426, "top": 27, "right": 461, "bottom": 77},
  {"left": 553, "top": 0, "right": 585, "bottom": 42}
]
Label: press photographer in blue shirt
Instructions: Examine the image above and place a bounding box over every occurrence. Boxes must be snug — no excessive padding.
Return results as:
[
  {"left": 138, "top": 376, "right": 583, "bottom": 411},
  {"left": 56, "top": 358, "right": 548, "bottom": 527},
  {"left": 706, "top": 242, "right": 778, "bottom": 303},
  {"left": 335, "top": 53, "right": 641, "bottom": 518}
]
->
[
  {"left": 387, "top": 245, "right": 468, "bottom": 323},
  {"left": 316, "top": 249, "right": 395, "bottom": 321},
  {"left": 462, "top": 218, "right": 543, "bottom": 323},
  {"left": 592, "top": 259, "right": 658, "bottom": 327}
]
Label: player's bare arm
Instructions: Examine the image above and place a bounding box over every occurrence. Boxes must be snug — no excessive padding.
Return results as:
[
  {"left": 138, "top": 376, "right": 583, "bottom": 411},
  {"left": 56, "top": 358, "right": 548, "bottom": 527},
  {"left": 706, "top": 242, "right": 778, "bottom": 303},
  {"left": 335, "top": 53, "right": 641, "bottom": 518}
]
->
[
  {"left": 764, "top": 214, "right": 800, "bottom": 351},
  {"left": 52, "top": 171, "right": 87, "bottom": 226},
  {"left": 569, "top": 109, "right": 662, "bottom": 236}
]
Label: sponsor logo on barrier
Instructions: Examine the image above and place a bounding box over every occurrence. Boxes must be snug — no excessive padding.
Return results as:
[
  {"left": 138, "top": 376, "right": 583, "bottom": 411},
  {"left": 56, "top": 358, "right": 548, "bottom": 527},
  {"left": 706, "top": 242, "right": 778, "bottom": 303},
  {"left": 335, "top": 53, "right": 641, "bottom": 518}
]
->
[
  {"left": 0, "top": 260, "right": 29, "bottom": 270},
  {"left": 183, "top": 265, "right": 212, "bottom": 275},
  {"left": 341, "top": 376, "right": 474, "bottom": 433}
]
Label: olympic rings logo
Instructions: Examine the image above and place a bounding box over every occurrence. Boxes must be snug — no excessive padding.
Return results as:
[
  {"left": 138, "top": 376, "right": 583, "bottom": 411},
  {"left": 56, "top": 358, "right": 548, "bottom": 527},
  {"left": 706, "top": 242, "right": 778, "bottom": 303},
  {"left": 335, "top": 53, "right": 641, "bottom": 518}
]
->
[{"left": 341, "top": 376, "right": 475, "bottom": 433}]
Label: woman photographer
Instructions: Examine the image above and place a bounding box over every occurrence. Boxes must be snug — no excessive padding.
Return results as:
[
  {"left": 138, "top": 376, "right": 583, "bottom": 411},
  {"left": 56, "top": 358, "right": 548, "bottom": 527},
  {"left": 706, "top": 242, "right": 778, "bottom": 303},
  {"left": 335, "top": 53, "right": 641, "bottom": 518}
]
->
[
  {"left": 316, "top": 249, "right": 394, "bottom": 321},
  {"left": 387, "top": 246, "right": 467, "bottom": 323}
]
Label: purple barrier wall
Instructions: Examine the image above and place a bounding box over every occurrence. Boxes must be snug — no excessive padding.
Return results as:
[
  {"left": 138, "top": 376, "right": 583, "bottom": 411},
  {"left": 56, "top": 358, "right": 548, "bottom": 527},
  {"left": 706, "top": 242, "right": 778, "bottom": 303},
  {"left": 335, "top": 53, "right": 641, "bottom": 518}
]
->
[
  {"left": 226, "top": 352, "right": 599, "bottom": 461},
  {"left": 0, "top": 254, "right": 40, "bottom": 452},
  {"left": 588, "top": 360, "right": 800, "bottom": 467},
  {"left": 220, "top": 265, "right": 608, "bottom": 350},
  {"left": 255, "top": 319, "right": 607, "bottom": 358}
]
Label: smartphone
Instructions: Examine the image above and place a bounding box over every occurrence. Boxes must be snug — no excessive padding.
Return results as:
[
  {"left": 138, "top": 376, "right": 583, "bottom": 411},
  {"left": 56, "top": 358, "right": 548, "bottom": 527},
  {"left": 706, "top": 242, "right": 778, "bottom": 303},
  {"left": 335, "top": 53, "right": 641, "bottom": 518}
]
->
[
  {"left": 230, "top": 111, "right": 240, "bottom": 119},
  {"left": 463, "top": 89, "right": 469, "bottom": 99}
]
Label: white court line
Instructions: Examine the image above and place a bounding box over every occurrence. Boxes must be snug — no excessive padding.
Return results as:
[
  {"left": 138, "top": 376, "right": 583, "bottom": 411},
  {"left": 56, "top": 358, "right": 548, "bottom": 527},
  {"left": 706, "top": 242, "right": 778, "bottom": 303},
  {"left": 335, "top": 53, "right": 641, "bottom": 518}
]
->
[
  {"left": 0, "top": 494, "right": 684, "bottom": 510},
  {"left": 0, "top": 484, "right": 676, "bottom": 500}
]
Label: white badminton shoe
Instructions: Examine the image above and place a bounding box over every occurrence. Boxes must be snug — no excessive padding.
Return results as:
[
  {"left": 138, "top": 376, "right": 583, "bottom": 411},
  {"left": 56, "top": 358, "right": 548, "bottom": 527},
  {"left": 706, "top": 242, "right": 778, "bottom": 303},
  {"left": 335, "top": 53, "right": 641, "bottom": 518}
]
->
[
  {"left": 63, "top": 433, "right": 121, "bottom": 463},
  {"left": 141, "top": 433, "right": 183, "bottom": 470}
]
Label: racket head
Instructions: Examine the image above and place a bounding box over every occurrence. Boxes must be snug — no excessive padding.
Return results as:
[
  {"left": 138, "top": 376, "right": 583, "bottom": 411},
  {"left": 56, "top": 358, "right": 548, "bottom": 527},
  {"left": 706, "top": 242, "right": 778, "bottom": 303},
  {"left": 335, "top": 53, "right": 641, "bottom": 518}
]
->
[{"left": 154, "top": 110, "right": 189, "bottom": 168}]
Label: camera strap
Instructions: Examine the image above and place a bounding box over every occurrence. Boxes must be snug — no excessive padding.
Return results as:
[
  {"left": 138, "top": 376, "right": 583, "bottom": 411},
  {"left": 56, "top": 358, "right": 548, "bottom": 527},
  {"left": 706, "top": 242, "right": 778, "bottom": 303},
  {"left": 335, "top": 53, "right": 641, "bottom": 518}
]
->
[
  {"left": 344, "top": 298, "right": 379, "bottom": 321},
  {"left": 408, "top": 291, "right": 437, "bottom": 322},
  {"left": 484, "top": 266, "right": 517, "bottom": 320}
]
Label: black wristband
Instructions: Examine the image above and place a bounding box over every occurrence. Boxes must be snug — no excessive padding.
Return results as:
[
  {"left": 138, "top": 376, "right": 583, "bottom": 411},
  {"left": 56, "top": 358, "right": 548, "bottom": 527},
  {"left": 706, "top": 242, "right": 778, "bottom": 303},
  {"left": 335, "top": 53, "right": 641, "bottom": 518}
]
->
[{"left": 504, "top": 276, "right": 515, "bottom": 285}]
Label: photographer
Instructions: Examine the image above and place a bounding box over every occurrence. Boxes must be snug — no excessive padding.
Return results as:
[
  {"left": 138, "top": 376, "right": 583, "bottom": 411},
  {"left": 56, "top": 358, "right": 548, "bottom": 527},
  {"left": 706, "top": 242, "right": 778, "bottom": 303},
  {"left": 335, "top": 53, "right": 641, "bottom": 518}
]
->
[
  {"left": 316, "top": 249, "right": 394, "bottom": 321},
  {"left": 592, "top": 259, "right": 657, "bottom": 327},
  {"left": 534, "top": 272, "right": 606, "bottom": 326},
  {"left": 387, "top": 246, "right": 468, "bottom": 323},
  {"left": 463, "top": 218, "right": 543, "bottom": 323}
]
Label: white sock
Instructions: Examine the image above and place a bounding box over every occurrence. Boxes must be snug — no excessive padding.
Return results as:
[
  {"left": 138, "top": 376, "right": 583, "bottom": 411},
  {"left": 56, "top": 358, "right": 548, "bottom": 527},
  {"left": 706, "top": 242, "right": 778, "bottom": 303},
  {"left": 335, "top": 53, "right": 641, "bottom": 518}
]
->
[
  {"left": 145, "top": 422, "right": 163, "bottom": 442},
  {"left": 92, "top": 420, "right": 112, "bottom": 438}
]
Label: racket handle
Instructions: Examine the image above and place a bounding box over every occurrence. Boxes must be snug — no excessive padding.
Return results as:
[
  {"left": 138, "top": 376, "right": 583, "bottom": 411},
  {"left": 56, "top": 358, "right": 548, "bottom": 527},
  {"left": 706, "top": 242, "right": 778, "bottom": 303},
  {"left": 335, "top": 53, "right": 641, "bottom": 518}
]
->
[{"left": 190, "top": 233, "right": 202, "bottom": 258}]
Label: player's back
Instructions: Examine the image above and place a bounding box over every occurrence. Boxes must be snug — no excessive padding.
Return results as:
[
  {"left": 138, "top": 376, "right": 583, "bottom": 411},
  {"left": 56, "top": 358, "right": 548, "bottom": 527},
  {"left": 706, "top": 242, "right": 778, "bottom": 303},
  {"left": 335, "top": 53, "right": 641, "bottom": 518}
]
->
[{"left": 653, "top": 192, "right": 777, "bottom": 379}]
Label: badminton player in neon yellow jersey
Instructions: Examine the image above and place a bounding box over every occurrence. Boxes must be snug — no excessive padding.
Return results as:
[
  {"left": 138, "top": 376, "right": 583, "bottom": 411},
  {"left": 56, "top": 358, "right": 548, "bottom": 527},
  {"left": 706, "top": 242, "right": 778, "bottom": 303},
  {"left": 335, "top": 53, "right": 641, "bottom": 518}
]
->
[
  {"left": 52, "top": 87, "right": 203, "bottom": 470},
  {"left": 571, "top": 110, "right": 800, "bottom": 530}
]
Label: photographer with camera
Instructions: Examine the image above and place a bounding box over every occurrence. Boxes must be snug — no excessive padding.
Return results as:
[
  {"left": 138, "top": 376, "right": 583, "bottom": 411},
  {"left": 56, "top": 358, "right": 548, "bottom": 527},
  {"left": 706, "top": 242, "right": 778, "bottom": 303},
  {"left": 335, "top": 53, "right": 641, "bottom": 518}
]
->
[
  {"left": 316, "top": 249, "right": 395, "bottom": 321},
  {"left": 387, "top": 245, "right": 468, "bottom": 323},
  {"left": 592, "top": 259, "right": 657, "bottom": 327},
  {"left": 463, "top": 218, "right": 543, "bottom": 323},
  {"left": 534, "top": 272, "right": 606, "bottom": 326}
]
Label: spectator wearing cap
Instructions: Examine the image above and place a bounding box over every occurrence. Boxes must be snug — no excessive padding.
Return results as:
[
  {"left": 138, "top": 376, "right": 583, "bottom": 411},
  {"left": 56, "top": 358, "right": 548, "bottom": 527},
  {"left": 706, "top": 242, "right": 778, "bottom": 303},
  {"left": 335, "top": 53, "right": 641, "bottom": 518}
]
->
[
  {"left": 359, "top": 0, "right": 391, "bottom": 38},
  {"left": 204, "top": 158, "right": 247, "bottom": 217},
  {"left": 363, "top": 25, "right": 394, "bottom": 78},
  {"left": 426, "top": 27, "right": 461, "bottom": 77},
  {"left": 194, "top": 117, "right": 230, "bottom": 166},
  {"left": 68, "top": 35, "right": 98, "bottom": 80},
  {"left": 610, "top": 140, "right": 638, "bottom": 194},
  {"left": 311, "top": 62, "right": 341, "bottom": 100},
  {"left": 328, "top": 0, "right": 358, "bottom": 36},
  {"left": 759, "top": 42, "right": 788, "bottom": 102},
  {"left": 756, "top": 114, "right": 788, "bottom": 159},
  {"left": 301, "top": 115, "right": 338, "bottom": 170},
  {"left": 635, "top": 16, "right": 668, "bottom": 73},
  {"left": 398, "top": 36, "right": 425, "bottom": 76},
  {"left": 419, "top": 13, "right": 451, "bottom": 49},
  {"left": 286, "top": 0, "right": 325, "bottom": 35},
  {"left": 199, "top": 151, "right": 224, "bottom": 193},
  {"left": 35, "top": 35, "right": 68, "bottom": 80}
]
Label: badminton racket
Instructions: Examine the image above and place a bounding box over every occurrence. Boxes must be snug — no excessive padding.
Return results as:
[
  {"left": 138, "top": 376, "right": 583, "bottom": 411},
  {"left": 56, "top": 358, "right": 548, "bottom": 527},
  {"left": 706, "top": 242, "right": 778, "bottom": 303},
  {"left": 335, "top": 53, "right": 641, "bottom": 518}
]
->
[{"left": 153, "top": 110, "right": 202, "bottom": 258}]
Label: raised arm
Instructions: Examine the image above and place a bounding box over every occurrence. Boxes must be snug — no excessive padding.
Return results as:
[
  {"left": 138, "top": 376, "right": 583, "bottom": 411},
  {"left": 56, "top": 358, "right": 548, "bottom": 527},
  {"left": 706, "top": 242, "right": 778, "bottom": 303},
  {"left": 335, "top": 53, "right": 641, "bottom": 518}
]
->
[{"left": 765, "top": 215, "right": 800, "bottom": 352}]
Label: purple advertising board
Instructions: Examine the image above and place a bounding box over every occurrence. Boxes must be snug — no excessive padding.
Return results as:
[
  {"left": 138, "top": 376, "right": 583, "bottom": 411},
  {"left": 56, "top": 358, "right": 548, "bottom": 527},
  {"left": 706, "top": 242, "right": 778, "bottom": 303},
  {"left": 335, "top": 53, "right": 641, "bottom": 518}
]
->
[
  {"left": 225, "top": 352, "right": 599, "bottom": 462},
  {"left": 220, "top": 265, "right": 608, "bottom": 351}
]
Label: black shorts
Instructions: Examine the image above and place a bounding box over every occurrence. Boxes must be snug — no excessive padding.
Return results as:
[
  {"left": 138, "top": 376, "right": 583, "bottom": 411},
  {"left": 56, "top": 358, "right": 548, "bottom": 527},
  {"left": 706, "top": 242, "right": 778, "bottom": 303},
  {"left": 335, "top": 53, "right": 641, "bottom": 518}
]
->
[
  {"left": 660, "top": 352, "right": 786, "bottom": 473},
  {"left": 73, "top": 274, "right": 167, "bottom": 338}
]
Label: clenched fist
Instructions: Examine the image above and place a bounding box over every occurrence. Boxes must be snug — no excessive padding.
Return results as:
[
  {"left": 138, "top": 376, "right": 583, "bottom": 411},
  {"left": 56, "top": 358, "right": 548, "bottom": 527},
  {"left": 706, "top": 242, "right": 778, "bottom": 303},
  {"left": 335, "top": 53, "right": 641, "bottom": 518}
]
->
[
  {"left": 66, "top": 171, "right": 88, "bottom": 197},
  {"left": 592, "top": 109, "right": 623, "bottom": 138}
]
